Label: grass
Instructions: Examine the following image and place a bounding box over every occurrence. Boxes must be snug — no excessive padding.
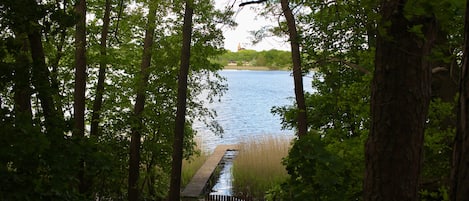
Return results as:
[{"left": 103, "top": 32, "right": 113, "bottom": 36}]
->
[
  {"left": 232, "top": 136, "right": 292, "bottom": 199},
  {"left": 181, "top": 143, "right": 209, "bottom": 188}
]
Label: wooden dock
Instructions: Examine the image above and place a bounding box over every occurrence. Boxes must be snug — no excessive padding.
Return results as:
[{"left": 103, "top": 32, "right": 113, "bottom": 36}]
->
[{"left": 181, "top": 144, "right": 238, "bottom": 200}]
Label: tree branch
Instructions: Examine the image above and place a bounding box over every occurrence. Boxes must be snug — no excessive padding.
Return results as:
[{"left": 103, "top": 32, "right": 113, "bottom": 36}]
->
[
  {"left": 326, "top": 57, "right": 371, "bottom": 74},
  {"left": 432, "top": 66, "right": 448, "bottom": 74},
  {"left": 239, "top": 0, "right": 267, "bottom": 7}
]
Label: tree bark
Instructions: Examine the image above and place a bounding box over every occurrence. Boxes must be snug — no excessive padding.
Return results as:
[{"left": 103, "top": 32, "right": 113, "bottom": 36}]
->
[
  {"left": 364, "top": 1, "right": 435, "bottom": 201},
  {"left": 50, "top": 0, "right": 69, "bottom": 117},
  {"left": 74, "top": 0, "right": 87, "bottom": 139},
  {"left": 168, "top": 1, "right": 193, "bottom": 200},
  {"left": 90, "top": 0, "right": 111, "bottom": 137},
  {"left": 451, "top": 0, "right": 469, "bottom": 200},
  {"left": 169, "top": 0, "right": 194, "bottom": 201},
  {"left": 73, "top": 0, "right": 87, "bottom": 194},
  {"left": 280, "top": 0, "right": 307, "bottom": 138},
  {"left": 128, "top": 3, "right": 157, "bottom": 201},
  {"left": 14, "top": 35, "right": 33, "bottom": 125},
  {"left": 29, "top": 30, "right": 61, "bottom": 132}
]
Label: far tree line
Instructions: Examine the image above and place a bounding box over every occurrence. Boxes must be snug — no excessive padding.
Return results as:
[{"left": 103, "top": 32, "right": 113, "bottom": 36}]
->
[{"left": 214, "top": 49, "right": 292, "bottom": 69}]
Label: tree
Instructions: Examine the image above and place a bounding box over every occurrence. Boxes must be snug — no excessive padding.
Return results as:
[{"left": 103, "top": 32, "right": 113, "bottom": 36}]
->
[
  {"left": 27, "top": 2, "right": 65, "bottom": 135},
  {"left": 168, "top": 0, "right": 194, "bottom": 200},
  {"left": 270, "top": 0, "right": 375, "bottom": 198},
  {"left": 0, "top": 0, "right": 229, "bottom": 200},
  {"left": 1, "top": 0, "right": 79, "bottom": 199},
  {"left": 73, "top": 0, "right": 88, "bottom": 194},
  {"left": 364, "top": 1, "right": 436, "bottom": 200},
  {"left": 258, "top": 0, "right": 463, "bottom": 200},
  {"left": 451, "top": 0, "right": 469, "bottom": 200},
  {"left": 13, "top": 34, "right": 33, "bottom": 126},
  {"left": 239, "top": 0, "right": 307, "bottom": 138},
  {"left": 280, "top": 0, "right": 307, "bottom": 137},
  {"left": 73, "top": 0, "right": 87, "bottom": 139},
  {"left": 90, "top": 0, "right": 111, "bottom": 137},
  {"left": 128, "top": 1, "right": 157, "bottom": 200}
]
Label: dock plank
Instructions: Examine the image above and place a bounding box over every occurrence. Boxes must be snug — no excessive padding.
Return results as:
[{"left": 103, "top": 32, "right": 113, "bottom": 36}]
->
[{"left": 181, "top": 144, "right": 238, "bottom": 199}]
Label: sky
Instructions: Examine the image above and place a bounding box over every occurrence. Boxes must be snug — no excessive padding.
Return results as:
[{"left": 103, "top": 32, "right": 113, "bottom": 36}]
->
[{"left": 215, "top": 0, "right": 290, "bottom": 52}]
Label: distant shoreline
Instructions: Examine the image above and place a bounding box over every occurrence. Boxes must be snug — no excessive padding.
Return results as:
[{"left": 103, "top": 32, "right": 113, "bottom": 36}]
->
[{"left": 223, "top": 65, "right": 288, "bottom": 71}]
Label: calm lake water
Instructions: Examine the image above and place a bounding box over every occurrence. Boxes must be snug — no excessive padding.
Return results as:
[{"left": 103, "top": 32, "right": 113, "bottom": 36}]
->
[
  {"left": 194, "top": 69, "right": 313, "bottom": 195},
  {"left": 195, "top": 69, "right": 313, "bottom": 151}
]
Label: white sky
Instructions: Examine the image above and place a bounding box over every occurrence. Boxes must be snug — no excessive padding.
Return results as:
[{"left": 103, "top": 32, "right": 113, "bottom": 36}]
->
[{"left": 215, "top": 0, "right": 290, "bottom": 52}]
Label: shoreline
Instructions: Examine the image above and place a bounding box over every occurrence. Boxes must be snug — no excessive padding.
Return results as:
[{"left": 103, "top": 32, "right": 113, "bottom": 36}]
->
[{"left": 223, "top": 65, "right": 288, "bottom": 71}]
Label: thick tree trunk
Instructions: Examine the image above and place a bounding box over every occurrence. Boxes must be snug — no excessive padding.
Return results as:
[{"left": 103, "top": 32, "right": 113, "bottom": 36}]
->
[
  {"left": 28, "top": 30, "right": 61, "bottom": 132},
  {"left": 74, "top": 0, "right": 87, "bottom": 194},
  {"left": 451, "top": 0, "right": 469, "bottom": 200},
  {"left": 128, "top": 4, "right": 157, "bottom": 201},
  {"left": 14, "top": 35, "right": 33, "bottom": 125},
  {"left": 168, "top": 1, "right": 193, "bottom": 200},
  {"left": 91, "top": 0, "right": 111, "bottom": 137},
  {"left": 364, "top": 1, "right": 435, "bottom": 201},
  {"left": 74, "top": 0, "right": 87, "bottom": 139},
  {"left": 280, "top": 0, "right": 307, "bottom": 138}
]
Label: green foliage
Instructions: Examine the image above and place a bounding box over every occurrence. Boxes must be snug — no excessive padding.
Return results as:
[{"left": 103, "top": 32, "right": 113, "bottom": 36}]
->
[
  {"left": 0, "top": 0, "right": 232, "bottom": 200},
  {"left": 0, "top": 0, "right": 463, "bottom": 199},
  {"left": 270, "top": 60, "right": 370, "bottom": 200},
  {"left": 267, "top": 1, "right": 375, "bottom": 199},
  {"left": 266, "top": 132, "right": 360, "bottom": 201},
  {"left": 0, "top": 112, "right": 82, "bottom": 200},
  {"left": 268, "top": 0, "right": 461, "bottom": 200},
  {"left": 420, "top": 98, "right": 456, "bottom": 199},
  {"left": 420, "top": 187, "right": 450, "bottom": 201}
]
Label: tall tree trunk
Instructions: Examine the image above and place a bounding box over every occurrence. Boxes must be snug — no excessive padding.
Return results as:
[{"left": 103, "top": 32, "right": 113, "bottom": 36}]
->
[
  {"left": 50, "top": 0, "right": 69, "bottom": 117},
  {"left": 364, "top": 1, "right": 435, "bottom": 201},
  {"left": 28, "top": 30, "right": 62, "bottom": 132},
  {"left": 74, "top": 0, "right": 87, "bottom": 138},
  {"left": 451, "top": 0, "right": 469, "bottom": 200},
  {"left": 14, "top": 35, "right": 33, "bottom": 125},
  {"left": 74, "top": 0, "right": 87, "bottom": 194},
  {"left": 128, "top": 3, "right": 157, "bottom": 201},
  {"left": 50, "top": 17, "right": 68, "bottom": 118},
  {"left": 91, "top": 0, "right": 111, "bottom": 137},
  {"left": 50, "top": 31, "right": 66, "bottom": 116},
  {"left": 168, "top": 1, "right": 193, "bottom": 200},
  {"left": 280, "top": 0, "right": 307, "bottom": 138}
]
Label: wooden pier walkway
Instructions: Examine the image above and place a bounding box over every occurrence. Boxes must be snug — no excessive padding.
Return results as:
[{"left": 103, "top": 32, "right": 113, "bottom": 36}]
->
[{"left": 181, "top": 144, "right": 238, "bottom": 200}]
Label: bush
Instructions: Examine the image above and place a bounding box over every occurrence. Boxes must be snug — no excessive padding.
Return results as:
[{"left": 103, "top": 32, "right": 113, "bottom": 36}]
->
[{"left": 266, "top": 132, "right": 359, "bottom": 201}]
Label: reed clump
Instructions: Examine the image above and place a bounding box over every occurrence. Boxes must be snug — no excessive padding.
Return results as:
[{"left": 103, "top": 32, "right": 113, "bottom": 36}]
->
[
  {"left": 181, "top": 143, "right": 209, "bottom": 188},
  {"left": 232, "top": 136, "right": 292, "bottom": 199}
]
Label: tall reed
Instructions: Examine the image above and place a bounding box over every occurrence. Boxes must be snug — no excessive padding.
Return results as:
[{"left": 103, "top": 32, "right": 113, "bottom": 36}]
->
[
  {"left": 232, "top": 136, "right": 291, "bottom": 199},
  {"left": 181, "top": 141, "right": 209, "bottom": 188}
]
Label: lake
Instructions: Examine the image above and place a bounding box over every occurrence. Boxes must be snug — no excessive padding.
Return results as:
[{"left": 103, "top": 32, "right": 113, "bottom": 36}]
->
[{"left": 194, "top": 69, "right": 313, "bottom": 152}]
